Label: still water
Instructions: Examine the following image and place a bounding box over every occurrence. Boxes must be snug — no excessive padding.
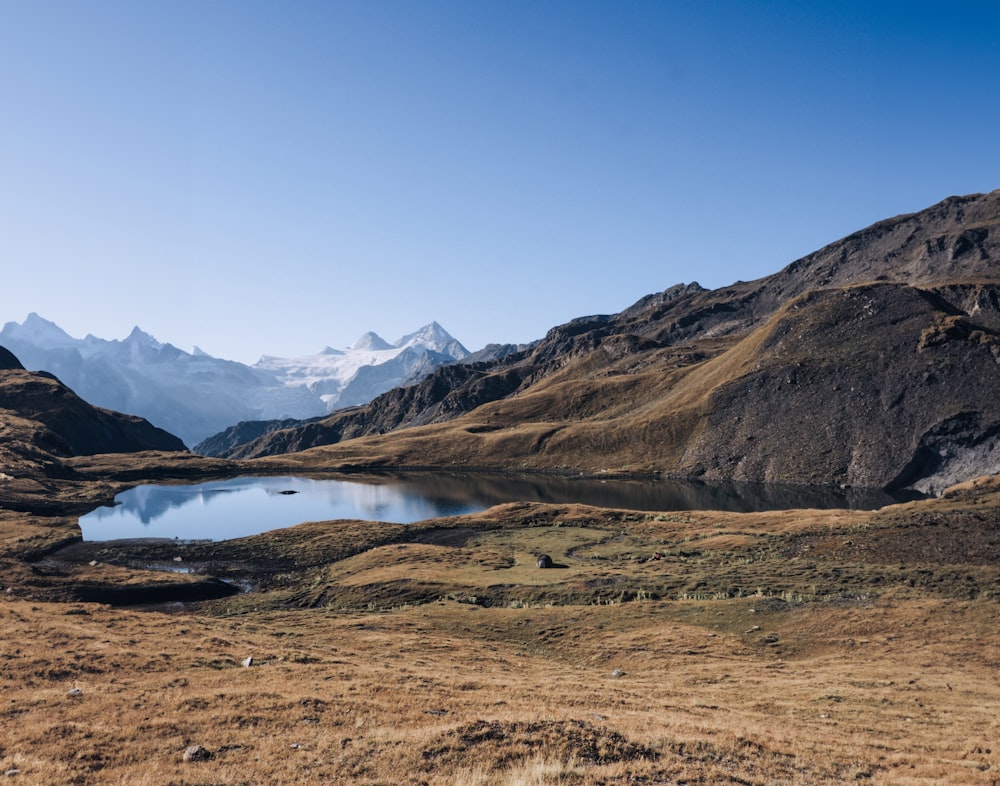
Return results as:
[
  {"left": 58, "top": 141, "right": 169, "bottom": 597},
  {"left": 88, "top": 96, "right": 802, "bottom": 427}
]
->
[{"left": 78, "top": 473, "right": 911, "bottom": 542}]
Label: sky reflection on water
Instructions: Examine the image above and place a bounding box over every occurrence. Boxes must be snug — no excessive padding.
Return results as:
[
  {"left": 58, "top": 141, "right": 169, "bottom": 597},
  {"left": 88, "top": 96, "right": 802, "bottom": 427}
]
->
[{"left": 79, "top": 473, "right": 909, "bottom": 542}]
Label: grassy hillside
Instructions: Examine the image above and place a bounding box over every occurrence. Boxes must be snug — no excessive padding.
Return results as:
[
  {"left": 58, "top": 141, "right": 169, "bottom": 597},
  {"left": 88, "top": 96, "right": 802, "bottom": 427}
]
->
[
  {"left": 2, "top": 475, "right": 999, "bottom": 783},
  {"left": 222, "top": 191, "right": 1000, "bottom": 495},
  {"left": 3, "top": 193, "right": 1000, "bottom": 783}
]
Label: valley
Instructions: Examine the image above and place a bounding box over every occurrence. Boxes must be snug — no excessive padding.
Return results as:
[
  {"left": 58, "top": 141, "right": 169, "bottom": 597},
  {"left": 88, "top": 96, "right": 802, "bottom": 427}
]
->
[
  {"left": 2, "top": 189, "right": 1000, "bottom": 783},
  {"left": 2, "top": 453, "right": 999, "bottom": 784}
]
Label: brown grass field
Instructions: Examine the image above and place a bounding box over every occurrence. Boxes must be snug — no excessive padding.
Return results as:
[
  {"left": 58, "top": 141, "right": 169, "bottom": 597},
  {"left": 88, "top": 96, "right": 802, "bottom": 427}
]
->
[{"left": 2, "top": 469, "right": 1000, "bottom": 785}]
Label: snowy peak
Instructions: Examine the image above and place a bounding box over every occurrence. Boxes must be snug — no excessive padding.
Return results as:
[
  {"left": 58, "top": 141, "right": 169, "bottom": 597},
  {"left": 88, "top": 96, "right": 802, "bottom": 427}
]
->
[
  {"left": 0, "top": 314, "right": 471, "bottom": 447},
  {"left": 3, "top": 312, "right": 76, "bottom": 347},
  {"left": 250, "top": 322, "right": 470, "bottom": 413},
  {"left": 123, "top": 325, "right": 162, "bottom": 350},
  {"left": 353, "top": 331, "right": 393, "bottom": 351},
  {"left": 395, "top": 322, "right": 469, "bottom": 358}
]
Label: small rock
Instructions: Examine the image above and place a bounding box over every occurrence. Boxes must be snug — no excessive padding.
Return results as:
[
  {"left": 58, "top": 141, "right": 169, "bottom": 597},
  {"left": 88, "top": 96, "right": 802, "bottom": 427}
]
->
[
  {"left": 5, "top": 769, "right": 20, "bottom": 777},
  {"left": 536, "top": 554, "right": 553, "bottom": 569},
  {"left": 744, "top": 625, "right": 761, "bottom": 634},
  {"left": 611, "top": 668, "right": 626, "bottom": 678},
  {"left": 66, "top": 687, "right": 82, "bottom": 697},
  {"left": 242, "top": 656, "right": 254, "bottom": 668},
  {"left": 88, "top": 560, "right": 98, "bottom": 566},
  {"left": 183, "top": 745, "right": 212, "bottom": 763},
  {"left": 173, "top": 556, "right": 183, "bottom": 562}
]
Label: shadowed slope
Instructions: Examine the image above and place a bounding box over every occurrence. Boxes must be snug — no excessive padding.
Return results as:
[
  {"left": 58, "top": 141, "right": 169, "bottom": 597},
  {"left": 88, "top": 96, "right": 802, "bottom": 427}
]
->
[
  {"left": 0, "top": 347, "right": 186, "bottom": 492},
  {"left": 213, "top": 190, "right": 1000, "bottom": 491}
]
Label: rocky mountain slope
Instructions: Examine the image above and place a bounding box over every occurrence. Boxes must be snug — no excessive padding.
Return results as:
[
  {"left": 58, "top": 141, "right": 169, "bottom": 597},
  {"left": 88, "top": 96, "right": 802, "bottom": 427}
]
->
[
  {"left": 221, "top": 190, "right": 1000, "bottom": 494},
  {"left": 0, "top": 317, "right": 468, "bottom": 447},
  {"left": 0, "top": 346, "right": 186, "bottom": 484}
]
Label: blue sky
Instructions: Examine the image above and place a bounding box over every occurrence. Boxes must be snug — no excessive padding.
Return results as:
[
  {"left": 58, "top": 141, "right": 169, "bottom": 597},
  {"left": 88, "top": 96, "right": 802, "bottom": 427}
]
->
[{"left": 2, "top": 1, "right": 998, "bottom": 363}]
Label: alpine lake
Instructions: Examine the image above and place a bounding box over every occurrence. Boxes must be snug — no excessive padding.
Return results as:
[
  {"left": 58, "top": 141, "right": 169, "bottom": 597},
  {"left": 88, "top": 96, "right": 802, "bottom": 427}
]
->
[{"left": 79, "top": 472, "right": 915, "bottom": 542}]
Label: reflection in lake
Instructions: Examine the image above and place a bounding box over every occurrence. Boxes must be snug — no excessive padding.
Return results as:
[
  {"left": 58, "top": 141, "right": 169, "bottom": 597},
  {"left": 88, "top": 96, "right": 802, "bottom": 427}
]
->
[{"left": 79, "top": 472, "right": 914, "bottom": 542}]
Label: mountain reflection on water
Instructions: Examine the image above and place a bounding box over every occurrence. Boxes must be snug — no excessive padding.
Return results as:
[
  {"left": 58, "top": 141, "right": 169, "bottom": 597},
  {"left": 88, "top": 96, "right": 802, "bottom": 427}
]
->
[{"left": 79, "top": 473, "right": 913, "bottom": 542}]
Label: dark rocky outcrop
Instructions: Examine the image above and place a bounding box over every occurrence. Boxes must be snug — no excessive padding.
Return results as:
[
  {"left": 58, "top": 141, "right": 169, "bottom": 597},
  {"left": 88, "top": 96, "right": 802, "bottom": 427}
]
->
[
  {"left": 194, "top": 416, "right": 324, "bottom": 457},
  {"left": 0, "top": 345, "right": 24, "bottom": 370},
  {"left": 670, "top": 282, "right": 1000, "bottom": 492},
  {"left": 0, "top": 354, "right": 186, "bottom": 460}
]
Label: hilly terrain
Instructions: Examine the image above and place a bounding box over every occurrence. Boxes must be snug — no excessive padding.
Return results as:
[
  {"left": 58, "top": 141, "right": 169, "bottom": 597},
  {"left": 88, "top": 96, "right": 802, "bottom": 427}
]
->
[
  {"left": 0, "top": 317, "right": 470, "bottom": 447},
  {"left": 0, "top": 347, "right": 184, "bottom": 469},
  {"left": 2, "top": 191, "right": 1000, "bottom": 784},
  {"left": 211, "top": 190, "right": 1000, "bottom": 495},
  {"left": 2, "top": 330, "right": 1000, "bottom": 783}
]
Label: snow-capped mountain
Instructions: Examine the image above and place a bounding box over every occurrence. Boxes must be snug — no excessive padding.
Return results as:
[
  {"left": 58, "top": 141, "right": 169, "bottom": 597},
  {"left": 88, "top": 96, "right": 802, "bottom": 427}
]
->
[
  {"left": 253, "top": 322, "right": 469, "bottom": 411},
  {"left": 0, "top": 314, "right": 469, "bottom": 447}
]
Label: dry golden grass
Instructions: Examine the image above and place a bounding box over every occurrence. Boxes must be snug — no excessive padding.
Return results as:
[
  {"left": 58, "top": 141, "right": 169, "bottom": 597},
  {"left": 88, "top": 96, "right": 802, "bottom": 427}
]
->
[
  {"left": 2, "top": 479, "right": 1000, "bottom": 784},
  {"left": 2, "top": 592, "right": 998, "bottom": 784}
]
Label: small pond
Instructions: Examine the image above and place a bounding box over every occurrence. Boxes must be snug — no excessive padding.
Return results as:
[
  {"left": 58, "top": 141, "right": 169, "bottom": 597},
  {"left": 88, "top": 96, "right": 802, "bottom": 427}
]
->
[{"left": 78, "top": 473, "right": 913, "bottom": 542}]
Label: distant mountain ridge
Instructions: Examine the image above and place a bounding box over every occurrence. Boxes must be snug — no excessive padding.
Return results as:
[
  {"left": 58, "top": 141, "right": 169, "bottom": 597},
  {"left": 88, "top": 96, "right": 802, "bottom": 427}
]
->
[
  {"left": 214, "top": 189, "right": 1000, "bottom": 495},
  {"left": 0, "top": 316, "right": 469, "bottom": 447},
  {"left": 254, "top": 321, "right": 470, "bottom": 411}
]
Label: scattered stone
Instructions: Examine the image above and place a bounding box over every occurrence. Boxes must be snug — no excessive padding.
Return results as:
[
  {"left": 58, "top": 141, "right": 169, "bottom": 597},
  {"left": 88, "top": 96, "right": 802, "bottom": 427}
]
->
[
  {"left": 5, "top": 769, "right": 20, "bottom": 777},
  {"left": 182, "top": 745, "right": 212, "bottom": 763},
  {"left": 88, "top": 560, "right": 98, "bottom": 566},
  {"left": 536, "top": 554, "right": 553, "bottom": 569},
  {"left": 242, "top": 656, "right": 254, "bottom": 668},
  {"left": 744, "top": 625, "right": 761, "bottom": 634},
  {"left": 424, "top": 709, "right": 447, "bottom": 716},
  {"left": 611, "top": 669, "right": 626, "bottom": 678},
  {"left": 941, "top": 759, "right": 990, "bottom": 771},
  {"left": 173, "top": 556, "right": 183, "bottom": 562},
  {"left": 66, "top": 687, "right": 82, "bottom": 697}
]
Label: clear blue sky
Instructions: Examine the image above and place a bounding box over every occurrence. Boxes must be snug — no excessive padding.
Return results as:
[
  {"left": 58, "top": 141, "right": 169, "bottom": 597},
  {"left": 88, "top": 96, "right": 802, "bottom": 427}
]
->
[{"left": 2, "top": 0, "right": 998, "bottom": 363}]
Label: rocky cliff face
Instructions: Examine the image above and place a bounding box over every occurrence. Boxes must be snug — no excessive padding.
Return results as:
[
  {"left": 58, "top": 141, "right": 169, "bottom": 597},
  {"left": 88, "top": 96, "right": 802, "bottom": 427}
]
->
[
  {"left": 212, "top": 190, "right": 1000, "bottom": 493},
  {"left": 667, "top": 283, "right": 1000, "bottom": 493}
]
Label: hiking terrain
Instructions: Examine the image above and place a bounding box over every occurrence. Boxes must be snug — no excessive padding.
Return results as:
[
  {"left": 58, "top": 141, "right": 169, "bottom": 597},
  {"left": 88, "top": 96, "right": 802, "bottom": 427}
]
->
[
  {"left": 2, "top": 191, "right": 1000, "bottom": 783},
  {"left": 206, "top": 191, "right": 1000, "bottom": 497}
]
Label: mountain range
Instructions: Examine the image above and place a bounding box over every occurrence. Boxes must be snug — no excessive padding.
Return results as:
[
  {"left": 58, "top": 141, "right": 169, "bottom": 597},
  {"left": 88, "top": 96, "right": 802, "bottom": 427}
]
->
[
  {"left": 0, "top": 317, "right": 470, "bottom": 447},
  {"left": 205, "top": 189, "right": 1000, "bottom": 496},
  {"left": 3, "top": 189, "right": 999, "bottom": 496}
]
